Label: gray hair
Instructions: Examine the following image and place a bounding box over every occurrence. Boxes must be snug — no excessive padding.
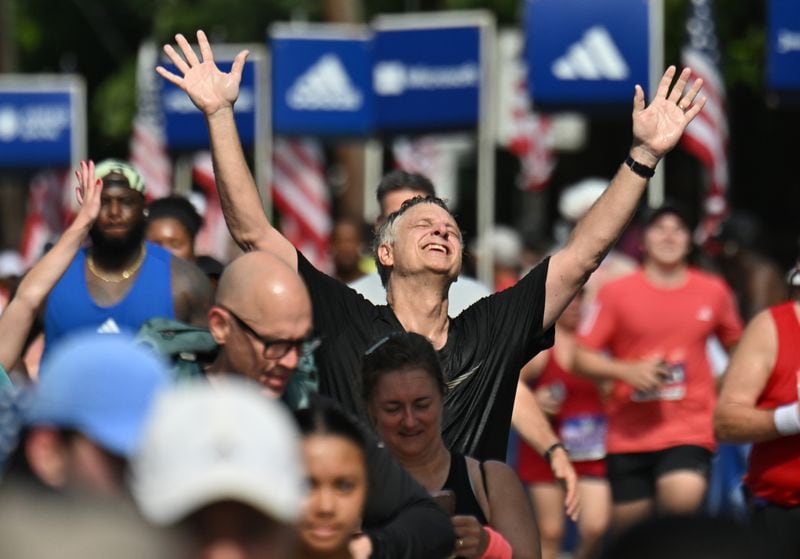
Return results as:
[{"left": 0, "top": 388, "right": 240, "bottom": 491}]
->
[{"left": 373, "top": 196, "right": 461, "bottom": 288}]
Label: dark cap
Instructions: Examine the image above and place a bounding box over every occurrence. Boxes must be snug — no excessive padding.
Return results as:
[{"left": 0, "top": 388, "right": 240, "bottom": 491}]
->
[{"left": 642, "top": 201, "right": 692, "bottom": 231}]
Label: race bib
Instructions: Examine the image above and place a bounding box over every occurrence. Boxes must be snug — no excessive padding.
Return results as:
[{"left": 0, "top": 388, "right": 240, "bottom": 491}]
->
[
  {"left": 559, "top": 414, "right": 607, "bottom": 462},
  {"left": 632, "top": 363, "right": 686, "bottom": 402}
]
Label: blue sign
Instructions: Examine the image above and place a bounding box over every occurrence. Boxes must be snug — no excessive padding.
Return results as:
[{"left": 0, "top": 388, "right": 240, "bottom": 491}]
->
[
  {"left": 271, "top": 34, "right": 373, "bottom": 136},
  {"left": 525, "top": 0, "right": 650, "bottom": 107},
  {"left": 767, "top": 0, "right": 800, "bottom": 91},
  {"left": 373, "top": 26, "right": 481, "bottom": 131},
  {"left": 0, "top": 88, "right": 80, "bottom": 167},
  {"left": 161, "top": 58, "right": 259, "bottom": 150}
]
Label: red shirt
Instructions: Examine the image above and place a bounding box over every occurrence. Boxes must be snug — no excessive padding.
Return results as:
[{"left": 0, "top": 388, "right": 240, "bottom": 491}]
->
[
  {"left": 578, "top": 269, "right": 742, "bottom": 454},
  {"left": 745, "top": 302, "right": 800, "bottom": 507}
]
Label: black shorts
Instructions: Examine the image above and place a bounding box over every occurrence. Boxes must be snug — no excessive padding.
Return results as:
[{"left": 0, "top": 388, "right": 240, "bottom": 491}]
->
[{"left": 606, "top": 445, "right": 712, "bottom": 503}]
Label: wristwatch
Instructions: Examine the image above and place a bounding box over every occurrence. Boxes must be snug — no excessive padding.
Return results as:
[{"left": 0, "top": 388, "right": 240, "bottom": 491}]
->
[
  {"left": 544, "top": 442, "right": 567, "bottom": 464},
  {"left": 625, "top": 155, "right": 656, "bottom": 178}
]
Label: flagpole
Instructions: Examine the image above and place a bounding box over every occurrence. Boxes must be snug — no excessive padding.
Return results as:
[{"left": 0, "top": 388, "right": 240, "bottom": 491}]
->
[{"left": 648, "top": 0, "right": 665, "bottom": 208}]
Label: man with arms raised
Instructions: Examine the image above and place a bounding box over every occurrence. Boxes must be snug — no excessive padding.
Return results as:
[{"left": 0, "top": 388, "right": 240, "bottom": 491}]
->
[{"left": 158, "top": 30, "right": 705, "bottom": 471}]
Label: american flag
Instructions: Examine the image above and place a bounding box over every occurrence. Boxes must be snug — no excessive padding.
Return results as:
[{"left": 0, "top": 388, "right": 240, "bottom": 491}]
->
[
  {"left": 680, "top": 0, "right": 729, "bottom": 244},
  {"left": 130, "top": 41, "right": 172, "bottom": 200},
  {"left": 496, "top": 30, "right": 556, "bottom": 192},
  {"left": 271, "top": 137, "right": 332, "bottom": 273},
  {"left": 392, "top": 135, "right": 446, "bottom": 185},
  {"left": 191, "top": 151, "right": 235, "bottom": 262},
  {"left": 19, "top": 169, "right": 71, "bottom": 267}
]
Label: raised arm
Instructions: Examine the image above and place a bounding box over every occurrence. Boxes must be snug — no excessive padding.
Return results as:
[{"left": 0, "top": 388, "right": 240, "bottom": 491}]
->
[
  {"left": 0, "top": 161, "right": 101, "bottom": 371},
  {"left": 543, "top": 67, "right": 706, "bottom": 328},
  {"left": 157, "top": 30, "right": 297, "bottom": 269},
  {"left": 714, "top": 310, "right": 783, "bottom": 443}
]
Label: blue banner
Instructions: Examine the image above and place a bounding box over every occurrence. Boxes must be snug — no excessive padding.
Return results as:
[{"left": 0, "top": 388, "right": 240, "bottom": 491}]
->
[
  {"left": 271, "top": 34, "right": 373, "bottom": 136},
  {"left": 0, "top": 90, "right": 76, "bottom": 167},
  {"left": 524, "top": 0, "right": 650, "bottom": 108},
  {"left": 373, "top": 26, "right": 481, "bottom": 131},
  {"left": 767, "top": 0, "right": 800, "bottom": 91},
  {"left": 161, "top": 59, "right": 258, "bottom": 150}
]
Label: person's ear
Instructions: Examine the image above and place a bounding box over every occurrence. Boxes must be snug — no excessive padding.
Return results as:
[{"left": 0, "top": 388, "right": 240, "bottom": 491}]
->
[
  {"left": 208, "top": 306, "right": 232, "bottom": 344},
  {"left": 377, "top": 243, "right": 394, "bottom": 268},
  {"left": 25, "top": 428, "right": 69, "bottom": 489}
]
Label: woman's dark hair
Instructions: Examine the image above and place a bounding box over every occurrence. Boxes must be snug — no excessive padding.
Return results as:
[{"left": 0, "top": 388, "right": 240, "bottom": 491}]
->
[
  {"left": 146, "top": 196, "right": 203, "bottom": 239},
  {"left": 294, "top": 399, "right": 367, "bottom": 454},
  {"left": 361, "top": 331, "right": 446, "bottom": 403}
]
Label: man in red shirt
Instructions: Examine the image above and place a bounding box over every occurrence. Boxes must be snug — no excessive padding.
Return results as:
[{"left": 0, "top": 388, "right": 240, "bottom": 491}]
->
[
  {"left": 575, "top": 204, "right": 743, "bottom": 531},
  {"left": 715, "top": 259, "right": 800, "bottom": 558}
]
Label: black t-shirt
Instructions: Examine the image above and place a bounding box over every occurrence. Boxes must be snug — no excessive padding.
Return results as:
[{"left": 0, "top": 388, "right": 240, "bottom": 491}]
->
[{"left": 297, "top": 250, "right": 554, "bottom": 461}]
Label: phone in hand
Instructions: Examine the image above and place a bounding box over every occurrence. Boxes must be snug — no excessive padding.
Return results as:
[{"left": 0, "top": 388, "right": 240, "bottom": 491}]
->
[{"left": 431, "top": 489, "right": 456, "bottom": 516}]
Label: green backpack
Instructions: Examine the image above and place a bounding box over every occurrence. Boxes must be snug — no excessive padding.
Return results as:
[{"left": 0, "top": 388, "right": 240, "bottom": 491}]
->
[{"left": 135, "top": 318, "right": 318, "bottom": 409}]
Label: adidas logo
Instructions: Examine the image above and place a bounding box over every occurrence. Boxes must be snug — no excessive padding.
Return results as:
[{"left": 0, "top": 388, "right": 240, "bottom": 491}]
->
[
  {"left": 696, "top": 306, "right": 713, "bottom": 322},
  {"left": 551, "top": 26, "right": 629, "bottom": 81},
  {"left": 286, "top": 54, "right": 362, "bottom": 111},
  {"left": 96, "top": 318, "right": 121, "bottom": 334}
]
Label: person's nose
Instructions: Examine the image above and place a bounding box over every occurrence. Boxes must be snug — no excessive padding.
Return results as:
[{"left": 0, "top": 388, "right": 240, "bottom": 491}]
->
[
  {"left": 316, "top": 487, "right": 335, "bottom": 515},
  {"left": 106, "top": 199, "right": 122, "bottom": 218},
  {"left": 278, "top": 344, "right": 301, "bottom": 370},
  {"left": 401, "top": 407, "right": 416, "bottom": 429}
]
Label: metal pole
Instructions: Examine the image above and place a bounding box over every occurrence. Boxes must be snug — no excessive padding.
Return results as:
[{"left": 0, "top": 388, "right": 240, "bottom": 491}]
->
[
  {"left": 648, "top": 0, "right": 665, "bottom": 208},
  {"left": 254, "top": 46, "right": 272, "bottom": 217},
  {"left": 476, "top": 16, "right": 497, "bottom": 287}
]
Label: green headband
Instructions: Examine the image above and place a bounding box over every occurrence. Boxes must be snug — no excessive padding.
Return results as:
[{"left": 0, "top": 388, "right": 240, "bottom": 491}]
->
[{"left": 94, "top": 159, "right": 146, "bottom": 195}]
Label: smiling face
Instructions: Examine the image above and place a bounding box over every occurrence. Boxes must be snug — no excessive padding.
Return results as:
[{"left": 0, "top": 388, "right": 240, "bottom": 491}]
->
[
  {"left": 643, "top": 213, "right": 691, "bottom": 269},
  {"left": 367, "top": 368, "right": 444, "bottom": 461},
  {"left": 300, "top": 434, "right": 367, "bottom": 556},
  {"left": 379, "top": 202, "right": 462, "bottom": 284}
]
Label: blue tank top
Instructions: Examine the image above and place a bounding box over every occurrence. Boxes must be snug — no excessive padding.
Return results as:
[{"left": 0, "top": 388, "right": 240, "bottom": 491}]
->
[{"left": 44, "top": 242, "right": 174, "bottom": 355}]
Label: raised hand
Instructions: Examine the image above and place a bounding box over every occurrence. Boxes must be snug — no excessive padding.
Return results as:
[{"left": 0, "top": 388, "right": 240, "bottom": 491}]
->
[
  {"left": 73, "top": 160, "right": 102, "bottom": 229},
  {"left": 630, "top": 66, "right": 706, "bottom": 167},
  {"left": 157, "top": 30, "right": 249, "bottom": 117}
]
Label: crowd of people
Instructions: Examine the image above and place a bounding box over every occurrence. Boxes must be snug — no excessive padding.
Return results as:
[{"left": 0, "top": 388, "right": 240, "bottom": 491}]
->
[{"left": 0, "top": 28, "right": 797, "bottom": 559}]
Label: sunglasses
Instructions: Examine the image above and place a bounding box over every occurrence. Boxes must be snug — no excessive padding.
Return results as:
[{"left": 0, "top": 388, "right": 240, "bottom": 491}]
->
[{"left": 220, "top": 306, "right": 321, "bottom": 360}]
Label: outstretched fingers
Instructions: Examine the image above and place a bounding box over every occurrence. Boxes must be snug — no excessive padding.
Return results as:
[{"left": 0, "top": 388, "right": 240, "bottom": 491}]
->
[
  {"left": 632, "top": 84, "right": 646, "bottom": 114},
  {"left": 197, "top": 30, "right": 215, "bottom": 64},
  {"left": 230, "top": 49, "right": 250, "bottom": 83},
  {"left": 655, "top": 65, "right": 677, "bottom": 99},
  {"left": 667, "top": 67, "right": 692, "bottom": 104},
  {"left": 685, "top": 95, "right": 707, "bottom": 121},
  {"left": 175, "top": 33, "right": 200, "bottom": 67},
  {"left": 162, "top": 43, "right": 190, "bottom": 75},
  {"left": 680, "top": 77, "right": 704, "bottom": 109},
  {"left": 155, "top": 65, "right": 184, "bottom": 88}
]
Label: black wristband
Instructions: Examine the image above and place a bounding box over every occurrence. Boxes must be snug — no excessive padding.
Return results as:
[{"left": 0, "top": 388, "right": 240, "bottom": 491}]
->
[
  {"left": 625, "top": 155, "right": 656, "bottom": 178},
  {"left": 544, "top": 442, "right": 567, "bottom": 464}
]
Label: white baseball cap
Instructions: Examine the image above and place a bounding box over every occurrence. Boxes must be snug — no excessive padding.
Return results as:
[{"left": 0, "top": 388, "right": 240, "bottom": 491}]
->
[
  {"left": 129, "top": 379, "right": 306, "bottom": 525},
  {"left": 558, "top": 178, "right": 608, "bottom": 222}
]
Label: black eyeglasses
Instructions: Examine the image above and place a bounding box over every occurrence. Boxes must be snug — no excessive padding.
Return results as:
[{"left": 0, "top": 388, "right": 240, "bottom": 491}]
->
[{"left": 220, "top": 306, "right": 321, "bottom": 360}]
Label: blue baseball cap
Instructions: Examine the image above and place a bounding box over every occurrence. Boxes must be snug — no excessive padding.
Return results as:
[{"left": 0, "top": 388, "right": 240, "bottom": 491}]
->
[{"left": 25, "top": 333, "right": 172, "bottom": 458}]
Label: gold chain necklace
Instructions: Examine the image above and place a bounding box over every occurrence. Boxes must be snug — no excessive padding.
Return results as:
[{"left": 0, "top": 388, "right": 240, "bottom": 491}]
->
[{"left": 87, "top": 245, "right": 146, "bottom": 283}]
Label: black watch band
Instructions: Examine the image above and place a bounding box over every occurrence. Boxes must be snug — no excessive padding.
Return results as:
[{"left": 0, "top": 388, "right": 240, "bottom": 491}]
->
[
  {"left": 625, "top": 155, "right": 656, "bottom": 178},
  {"left": 544, "top": 442, "right": 567, "bottom": 464}
]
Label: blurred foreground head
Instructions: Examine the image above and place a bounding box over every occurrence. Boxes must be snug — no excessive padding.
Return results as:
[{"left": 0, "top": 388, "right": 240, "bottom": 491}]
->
[
  {"left": 9, "top": 333, "right": 170, "bottom": 495},
  {"left": 130, "top": 378, "right": 305, "bottom": 559}
]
